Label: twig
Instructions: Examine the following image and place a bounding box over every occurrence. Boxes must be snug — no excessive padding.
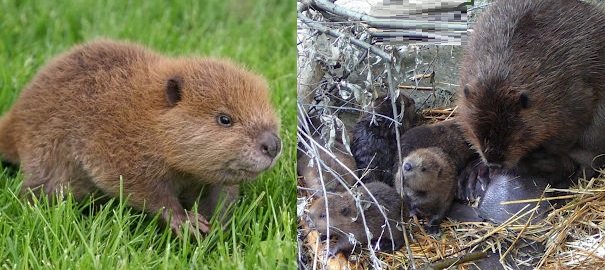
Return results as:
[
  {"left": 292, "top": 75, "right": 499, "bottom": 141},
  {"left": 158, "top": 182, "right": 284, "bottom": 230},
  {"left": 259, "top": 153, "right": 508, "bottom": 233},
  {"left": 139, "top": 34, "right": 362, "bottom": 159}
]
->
[
  {"left": 298, "top": 14, "right": 392, "bottom": 62},
  {"left": 499, "top": 195, "right": 576, "bottom": 205},
  {"left": 468, "top": 3, "right": 492, "bottom": 12},
  {"left": 423, "top": 108, "right": 455, "bottom": 114},
  {"left": 298, "top": 119, "right": 399, "bottom": 268},
  {"left": 500, "top": 188, "right": 548, "bottom": 263},
  {"left": 326, "top": 50, "right": 369, "bottom": 96},
  {"left": 386, "top": 62, "right": 417, "bottom": 270},
  {"left": 422, "top": 116, "right": 451, "bottom": 121},
  {"left": 445, "top": 106, "right": 457, "bottom": 120},
  {"left": 399, "top": 85, "right": 434, "bottom": 91},
  {"left": 302, "top": 104, "right": 400, "bottom": 123},
  {"left": 370, "top": 31, "right": 454, "bottom": 42},
  {"left": 298, "top": 103, "right": 333, "bottom": 268},
  {"left": 432, "top": 204, "right": 538, "bottom": 262},
  {"left": 420, "top": 107, "right": 457, "bottom": 121},
  {"left": 297, "top": 0, "right": 312, "bottom": 12},
  {"left": 422, "top": 252, "right": 488, "bottom": 270},
  {"left": 311, "top": 0, "right": 468, "bottom": 31}
]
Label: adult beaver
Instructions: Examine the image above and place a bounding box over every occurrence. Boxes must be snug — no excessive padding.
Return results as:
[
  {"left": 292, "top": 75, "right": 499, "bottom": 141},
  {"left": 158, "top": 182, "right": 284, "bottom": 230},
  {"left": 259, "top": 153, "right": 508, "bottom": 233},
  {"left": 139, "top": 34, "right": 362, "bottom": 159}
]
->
[{"left": 456, "top": 0, "right": 605, "bottom": 175}]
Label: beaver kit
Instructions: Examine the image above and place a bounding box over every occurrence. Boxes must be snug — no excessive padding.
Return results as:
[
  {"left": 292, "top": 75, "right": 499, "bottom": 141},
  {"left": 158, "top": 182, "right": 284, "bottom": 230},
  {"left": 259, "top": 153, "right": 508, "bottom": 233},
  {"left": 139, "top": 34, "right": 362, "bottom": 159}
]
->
[
  {"left": 350, "top": 95, "right": 416, "bottom": 185},
  {"left": 399, "top": 147, "right": 456, "bottom": 234},
  {"left": 307, "top": 181, "right": 403, "bottom": 257},
  {"left": 0, "top": 40, "right": 281, "bottom": 236}
]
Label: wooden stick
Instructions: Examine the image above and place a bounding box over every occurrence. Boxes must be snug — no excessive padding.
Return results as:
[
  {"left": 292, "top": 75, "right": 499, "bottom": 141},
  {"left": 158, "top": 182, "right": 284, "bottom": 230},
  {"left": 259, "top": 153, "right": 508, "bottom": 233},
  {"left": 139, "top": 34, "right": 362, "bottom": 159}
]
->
[
  {"left": 398, "top": 85, "right": 434, "bottom": 90},
  {"left": 422, "top": 252, "right": 488, "bottom": 270},
  {"left": 422, "top": 116, "right": 450, "bottom": 120},
  {"left": 298, "top": 14, "right": 392, "bottom": 62},
  {"left": 423, "top": 109, "right": 455, "bottom": 114}
]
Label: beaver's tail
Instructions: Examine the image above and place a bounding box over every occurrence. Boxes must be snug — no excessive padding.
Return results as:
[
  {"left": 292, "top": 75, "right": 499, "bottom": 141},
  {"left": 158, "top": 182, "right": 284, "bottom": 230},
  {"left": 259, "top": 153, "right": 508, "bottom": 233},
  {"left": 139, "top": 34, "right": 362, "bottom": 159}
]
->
[{"left": 0, "top": 111, "right": 20, "bottom": 165}]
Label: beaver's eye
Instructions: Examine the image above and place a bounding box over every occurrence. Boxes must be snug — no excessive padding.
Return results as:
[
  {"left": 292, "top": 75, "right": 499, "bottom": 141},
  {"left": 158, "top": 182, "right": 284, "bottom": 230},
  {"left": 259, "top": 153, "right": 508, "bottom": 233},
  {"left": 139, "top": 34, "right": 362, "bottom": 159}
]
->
[
  {"left": 216, "top": 114, "right": 233, "bottom": 127},
  {"left": 340, "top": 207, "right": 351, "bottom": 217}
]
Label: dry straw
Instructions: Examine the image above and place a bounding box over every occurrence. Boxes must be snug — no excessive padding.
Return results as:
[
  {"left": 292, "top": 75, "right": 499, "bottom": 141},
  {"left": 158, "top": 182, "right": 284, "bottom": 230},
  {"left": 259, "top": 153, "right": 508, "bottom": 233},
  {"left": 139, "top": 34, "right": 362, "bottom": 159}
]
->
[{"left": 299, "top": 109, "right": 605, "bottom": 269}]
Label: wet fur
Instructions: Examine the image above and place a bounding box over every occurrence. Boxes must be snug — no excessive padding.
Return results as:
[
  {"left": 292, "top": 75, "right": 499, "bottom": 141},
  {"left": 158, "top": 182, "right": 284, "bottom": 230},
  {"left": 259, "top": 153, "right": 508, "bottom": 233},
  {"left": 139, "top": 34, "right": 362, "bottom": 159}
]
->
[
  {"left": 457, "top": 0, "right": 605, "bottom": 172},
  {"left": 350, "top": 94, "right": 416, "bottom": 186},
  {"left": 0, "top": 40, "right": 281, "bottom": 236}
]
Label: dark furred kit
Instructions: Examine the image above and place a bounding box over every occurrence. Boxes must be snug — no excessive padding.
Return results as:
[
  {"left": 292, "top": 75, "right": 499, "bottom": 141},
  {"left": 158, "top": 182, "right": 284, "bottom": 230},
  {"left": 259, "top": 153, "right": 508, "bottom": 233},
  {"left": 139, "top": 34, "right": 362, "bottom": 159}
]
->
[{"left": 350, "top": 94, "right": 416, "bottom": 186}]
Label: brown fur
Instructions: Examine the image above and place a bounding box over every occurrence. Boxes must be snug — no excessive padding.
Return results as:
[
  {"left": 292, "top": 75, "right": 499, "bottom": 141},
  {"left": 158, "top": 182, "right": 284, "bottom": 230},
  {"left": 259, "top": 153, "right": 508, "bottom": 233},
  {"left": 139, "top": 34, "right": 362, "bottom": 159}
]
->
[
  {"left": 0, "top": 39, "right": 281, "bottom": 236},
  {"left": 297, "top": 136, "right": 357, "bottom": 195},
  {"left": 399, "top": 147, "right": 456, "bottom": 234},
  {"left": 393, "top": 120, "right": 476, "bottom": 184},
  {"left": 308, "top": 181, "right": 403, "bottom": 257},
  {"left": 456, "top": 0, "right": 605, "bottom": 172}
]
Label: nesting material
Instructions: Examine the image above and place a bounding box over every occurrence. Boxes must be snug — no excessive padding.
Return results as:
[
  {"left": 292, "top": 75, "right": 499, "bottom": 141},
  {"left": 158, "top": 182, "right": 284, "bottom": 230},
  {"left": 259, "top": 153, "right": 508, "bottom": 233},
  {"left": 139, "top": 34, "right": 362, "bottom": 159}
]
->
[
  {"left": 421, "top": 107, "right": 457, "bottom": 123},
  {"left": 298, "top": 145, "right": 605, "bottom": 270}
]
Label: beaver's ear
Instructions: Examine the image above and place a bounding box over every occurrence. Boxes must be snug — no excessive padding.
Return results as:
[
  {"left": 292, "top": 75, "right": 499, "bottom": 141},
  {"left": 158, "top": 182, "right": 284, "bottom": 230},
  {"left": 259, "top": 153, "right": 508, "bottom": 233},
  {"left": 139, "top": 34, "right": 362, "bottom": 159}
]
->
[
  {"left": 519, "top": 92, "right": 530, "bottom": 109},
  {"left": 165, "top": 76, "right": 183, "bottom": 106},
  {"left": 463, "top": 85, "right": 470, "bottom": 98}
]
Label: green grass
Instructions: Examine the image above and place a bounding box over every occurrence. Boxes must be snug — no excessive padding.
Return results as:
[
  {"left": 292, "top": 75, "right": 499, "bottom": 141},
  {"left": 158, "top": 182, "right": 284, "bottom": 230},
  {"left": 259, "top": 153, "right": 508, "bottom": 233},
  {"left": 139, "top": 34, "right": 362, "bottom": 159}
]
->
[{"left": 0, "top": 0, "right": 296, "bottom": 269}]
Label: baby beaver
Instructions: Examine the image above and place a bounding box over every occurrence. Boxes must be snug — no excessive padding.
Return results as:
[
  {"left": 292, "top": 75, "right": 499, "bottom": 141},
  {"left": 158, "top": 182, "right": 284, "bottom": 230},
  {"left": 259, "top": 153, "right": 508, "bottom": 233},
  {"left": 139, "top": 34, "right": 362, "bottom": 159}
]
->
[
  {"left": 351, "top": 94, "right": 416, "bottom": 185},
  {"left": 308, "top": 181, "right": 404, "bottom": 257},
  {"left": 400, "top": 147, "right": 456, "bottom": 234},
  {"left": 0, "top": 40, "right": 281, "bottom": 236}
]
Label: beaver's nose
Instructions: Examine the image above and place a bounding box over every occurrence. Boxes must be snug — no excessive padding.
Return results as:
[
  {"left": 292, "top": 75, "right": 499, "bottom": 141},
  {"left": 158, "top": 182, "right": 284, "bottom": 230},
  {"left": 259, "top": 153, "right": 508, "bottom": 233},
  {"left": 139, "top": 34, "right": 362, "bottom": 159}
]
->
[{"left": 259, "top": 132, "right": 281, "bottom": 158}]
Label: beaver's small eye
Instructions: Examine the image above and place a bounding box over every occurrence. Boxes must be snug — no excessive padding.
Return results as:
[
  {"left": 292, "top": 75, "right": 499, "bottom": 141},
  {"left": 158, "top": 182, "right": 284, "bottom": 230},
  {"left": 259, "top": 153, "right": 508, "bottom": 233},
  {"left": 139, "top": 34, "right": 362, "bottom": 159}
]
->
[{"left": 216, "top": 114, "right": 233, "bottom": 127}]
